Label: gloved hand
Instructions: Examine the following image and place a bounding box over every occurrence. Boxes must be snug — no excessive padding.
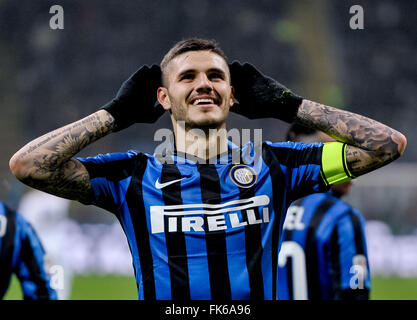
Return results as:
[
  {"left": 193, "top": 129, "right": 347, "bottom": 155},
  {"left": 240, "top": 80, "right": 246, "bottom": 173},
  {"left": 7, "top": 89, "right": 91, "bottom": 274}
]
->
[
  {"left": 229, "top": 61, "right": 303, "bottom": 123},
  {"left": 102, "top": 64, "right": 165, "bottom": 131}
]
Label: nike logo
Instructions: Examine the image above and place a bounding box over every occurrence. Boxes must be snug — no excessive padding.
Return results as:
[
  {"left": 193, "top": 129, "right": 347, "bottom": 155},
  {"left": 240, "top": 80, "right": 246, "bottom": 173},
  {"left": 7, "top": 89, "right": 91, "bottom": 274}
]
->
[{"left": 155, "top": 178, "right": 185, "bottom": 189}]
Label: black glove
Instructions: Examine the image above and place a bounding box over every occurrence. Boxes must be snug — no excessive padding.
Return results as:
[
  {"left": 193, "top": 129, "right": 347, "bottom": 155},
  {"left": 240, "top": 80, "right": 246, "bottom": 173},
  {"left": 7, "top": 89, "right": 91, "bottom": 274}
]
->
[
  {"left": 229, "top": 61, "right": 303, "bottom": 123},
  {"left": 101, "top": 64, "right": 165, "bottom": 131}
]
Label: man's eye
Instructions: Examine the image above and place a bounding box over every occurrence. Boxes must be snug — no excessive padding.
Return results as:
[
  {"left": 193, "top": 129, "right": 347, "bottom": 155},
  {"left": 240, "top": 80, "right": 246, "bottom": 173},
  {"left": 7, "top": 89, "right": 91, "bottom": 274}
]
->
[
  {"left": 209, "top": 73, "right": 224, "bottom": 80},
  {"left": 180, "top": 74, "right": 194, "bottom": 80}
]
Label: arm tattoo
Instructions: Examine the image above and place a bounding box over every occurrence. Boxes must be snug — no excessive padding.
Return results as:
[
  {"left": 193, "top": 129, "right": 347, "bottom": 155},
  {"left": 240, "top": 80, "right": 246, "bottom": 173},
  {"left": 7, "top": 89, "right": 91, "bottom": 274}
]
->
[
  {"left": 296, "top": 99, "right": 406, "bottom": 177},
  {"left": 23, "top": 159, "right": 93, "bottom": 203},
  {"left": 13, "top": 110, "right": 116, "bottom": 202}
]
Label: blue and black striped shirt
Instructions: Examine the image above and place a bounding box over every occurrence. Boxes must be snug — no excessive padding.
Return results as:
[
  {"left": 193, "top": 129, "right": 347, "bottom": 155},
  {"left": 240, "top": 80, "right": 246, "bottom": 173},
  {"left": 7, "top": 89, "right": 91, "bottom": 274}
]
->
[
  {"left": 277, "top": 192, "right": 371, "bottom": 300},
  {"left": 0, "top": 201, "right": 57, "bottom": 300},
  {"left": 78, "top": 140, "right": 328, "bottom": 300}
]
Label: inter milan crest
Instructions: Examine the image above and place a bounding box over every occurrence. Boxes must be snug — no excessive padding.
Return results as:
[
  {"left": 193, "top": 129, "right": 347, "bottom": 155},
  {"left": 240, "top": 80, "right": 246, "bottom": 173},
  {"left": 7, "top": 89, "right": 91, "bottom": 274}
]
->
[{"left": 230, "top": 164, "right": 257, "bottom": 188}]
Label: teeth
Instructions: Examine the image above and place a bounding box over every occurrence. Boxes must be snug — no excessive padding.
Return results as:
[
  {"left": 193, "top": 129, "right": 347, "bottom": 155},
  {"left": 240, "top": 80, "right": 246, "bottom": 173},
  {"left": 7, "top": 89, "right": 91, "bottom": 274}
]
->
[{"left": 193, "top": 98, "right": 214, "bottom": 105}]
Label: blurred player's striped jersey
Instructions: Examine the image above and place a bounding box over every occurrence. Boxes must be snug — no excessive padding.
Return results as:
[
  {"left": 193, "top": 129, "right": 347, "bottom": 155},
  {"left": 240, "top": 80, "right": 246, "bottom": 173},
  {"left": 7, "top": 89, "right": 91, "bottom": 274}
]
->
[
  {"left": 78, "top": 140, "right": 328, "bottom": 300},
  {"left": 0, "top": 201, "right": 57, "bottom": 300},
  {"left": 277, "top": 192, "right": 371, "bottom": 300}
]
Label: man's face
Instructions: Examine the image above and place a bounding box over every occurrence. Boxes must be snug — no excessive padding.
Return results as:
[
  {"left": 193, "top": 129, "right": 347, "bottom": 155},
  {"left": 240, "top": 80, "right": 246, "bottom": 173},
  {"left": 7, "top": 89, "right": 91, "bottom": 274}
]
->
[{"left": 158, "top": 50, "right": 234, "bottom": 130}]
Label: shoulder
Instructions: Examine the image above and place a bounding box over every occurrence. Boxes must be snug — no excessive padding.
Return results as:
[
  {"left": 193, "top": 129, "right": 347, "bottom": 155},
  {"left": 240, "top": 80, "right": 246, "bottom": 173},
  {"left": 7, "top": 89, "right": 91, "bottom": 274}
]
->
[
  {"left": 12, "top": 212, "right": 40, "bottom": 243},
  {"left": 322, "top": 196, "right": 366, "bottom": 229},
  {"left": 0, "top": 201, "right": 17, "bottom": 220},
  {"left": 292, "top": 193, "right": 338, "bottom": 214},
  {"left": 346, "top": 205, "right": 367, "bottom": 226},
  {"left": 262, "top": 141, "right": 324, "bottom": 166},
  {"left": 76, "top": 150, "right": 141, "bottom": 164},
  {"left": 76, "top": 150, "right": 151, "bottom": 180},
  {"left": 263, "top": 140, "right": 323, "bottom": 150}
]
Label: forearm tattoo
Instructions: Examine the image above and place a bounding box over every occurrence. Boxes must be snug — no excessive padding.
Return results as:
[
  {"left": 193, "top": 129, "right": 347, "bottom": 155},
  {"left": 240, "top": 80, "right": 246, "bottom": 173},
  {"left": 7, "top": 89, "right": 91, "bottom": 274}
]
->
[
  {"left": 296, "top": 99, "right": 405, "bottom": 177},
  {"left": 12, "top": 110, "right": 115, "bottom": 202}
]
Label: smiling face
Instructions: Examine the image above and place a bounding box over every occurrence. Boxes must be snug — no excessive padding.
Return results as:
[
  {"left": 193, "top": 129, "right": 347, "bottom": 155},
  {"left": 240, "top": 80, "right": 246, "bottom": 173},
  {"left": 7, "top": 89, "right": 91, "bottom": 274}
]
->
[{"left": 157, "top": 50, "right": 234, "bottom": 130}]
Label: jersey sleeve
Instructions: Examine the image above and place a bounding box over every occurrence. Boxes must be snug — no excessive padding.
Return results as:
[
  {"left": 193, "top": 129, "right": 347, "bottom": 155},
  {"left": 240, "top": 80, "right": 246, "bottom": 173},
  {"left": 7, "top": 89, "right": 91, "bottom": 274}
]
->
[
  {"left": 76, "top": 150, "right": 140, "bottom": 215},
  {"left": 329, "top": 210, "right": 371, "bottom": 300},
  {"left": 263, "top": 141, "right": 329, "bottom": 201},
  {"left": 13, "top": 214, "right": 57, "bottom": 300}
]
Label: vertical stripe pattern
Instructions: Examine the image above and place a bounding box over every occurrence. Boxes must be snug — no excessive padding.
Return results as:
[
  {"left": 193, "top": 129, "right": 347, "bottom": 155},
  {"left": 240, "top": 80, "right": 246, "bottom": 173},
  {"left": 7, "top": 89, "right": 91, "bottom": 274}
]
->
[
  {"left": 197, "top": 164, "right": 232, "bottom": 300},
  {"left": 0, "top": 206, "right": 16, "bottom": 298},
  {"left": 125, "top": 154, "right": 156, "bottom": 300},
  {"left": 239, "top": 185, "right": 264, "bottom": 300},
  {"left": 261, "top": 145, "right": 288, "bottom": 300},
  {"left": 79, "top": 141, "right": 327, "bottom": 300},
  {"left": 161, "top": 164, "right": 190, "bottom": 300},
  {"left": 20, "top": 235, "right": 50, "bottom": 299},
  {"left": 329, "top": 226, "right": 342, "bottom": 295},
  {"left": 348, "top": 211, "right": 365, "bottom": 255},
  {"left": 282, "top": 204, "right": 296, "bottom": 300},
  {"left": 304, "top": 198, "right": 334, "bottom": 299}
]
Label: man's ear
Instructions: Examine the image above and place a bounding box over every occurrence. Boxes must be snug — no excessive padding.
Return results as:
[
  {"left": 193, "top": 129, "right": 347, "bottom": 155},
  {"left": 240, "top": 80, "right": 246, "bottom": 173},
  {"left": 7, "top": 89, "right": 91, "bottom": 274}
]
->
[
  {"left": 157, "top": 87, "right": 171, "bottom": 111},
  {"left": 229, "top": 86, "right": 235, "bottom": 108}
]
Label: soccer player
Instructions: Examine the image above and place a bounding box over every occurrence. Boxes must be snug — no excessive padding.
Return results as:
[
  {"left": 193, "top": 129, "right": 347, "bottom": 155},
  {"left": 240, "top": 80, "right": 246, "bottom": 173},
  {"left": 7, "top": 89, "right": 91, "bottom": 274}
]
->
[
  {"left": 9, "top": 38, "right": 406, "bottom": 300},
  {"left": 0, "top": 200, "right": 57, "bottom": 300},
  {"left": 278, "top": 124, "right": 370, "bottom": 300},
  {"left": 18, "top": 190, "right": 73, "bottom": 300}
]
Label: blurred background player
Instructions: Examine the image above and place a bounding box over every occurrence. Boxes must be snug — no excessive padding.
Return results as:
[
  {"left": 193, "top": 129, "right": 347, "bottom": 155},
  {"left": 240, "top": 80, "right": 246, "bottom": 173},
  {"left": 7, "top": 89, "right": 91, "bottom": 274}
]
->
[
  {"left": 0, "top": 200, "right": 57, "bottom": 300},
  {"left": 277, "top": 124, "right": 371, "bottom": 300},
  {"left": 18, "top": 190, "right": 73, "bottom": 300}
]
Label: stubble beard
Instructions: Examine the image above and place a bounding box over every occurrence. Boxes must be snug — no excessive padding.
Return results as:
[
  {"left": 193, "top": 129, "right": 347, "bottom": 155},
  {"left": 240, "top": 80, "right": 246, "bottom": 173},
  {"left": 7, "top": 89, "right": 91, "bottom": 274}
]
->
[{"left": 171, "top": 100, "right": 228, "bottom": 134}]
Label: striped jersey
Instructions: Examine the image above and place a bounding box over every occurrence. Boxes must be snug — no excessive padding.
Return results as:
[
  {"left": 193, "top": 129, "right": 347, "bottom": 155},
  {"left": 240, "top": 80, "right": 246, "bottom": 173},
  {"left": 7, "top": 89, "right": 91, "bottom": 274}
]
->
[
  {"left": 78, "top": 140, "right": 329, "bottom": 300},
  {"left": 277, "top": 191, "right": 371, "bottom": 300},
  {"left": 0, "top": 201, "right": 57, "bottom": 300}
]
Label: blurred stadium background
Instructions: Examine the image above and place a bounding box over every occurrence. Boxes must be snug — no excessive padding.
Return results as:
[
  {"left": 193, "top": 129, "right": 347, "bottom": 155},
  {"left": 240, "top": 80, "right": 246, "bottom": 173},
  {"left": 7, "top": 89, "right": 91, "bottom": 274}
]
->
[{"left": 1, "top": 0, "right": 416, "bottom": 299}]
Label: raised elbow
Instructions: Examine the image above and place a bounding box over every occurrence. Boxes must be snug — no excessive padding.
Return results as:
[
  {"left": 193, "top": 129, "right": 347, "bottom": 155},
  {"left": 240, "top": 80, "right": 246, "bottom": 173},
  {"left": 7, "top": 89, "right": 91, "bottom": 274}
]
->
[
  {"left": 9, "top": 153, "right": 32, "bottom": 182},
  {"left": 389, "top": 131, "right": 407, "bottom": 160},
  {"left": 395, "top": 132, "right": 407, "bottom": 156},
  {"left": 376, "top": 130, "right": 407, "bottom": 163}
]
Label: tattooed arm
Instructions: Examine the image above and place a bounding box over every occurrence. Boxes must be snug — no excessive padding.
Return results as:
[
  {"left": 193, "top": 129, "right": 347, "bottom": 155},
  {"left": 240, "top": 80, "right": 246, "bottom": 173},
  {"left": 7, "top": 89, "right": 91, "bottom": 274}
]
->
[
  {"left": 10, "top": 65, "right": 164, "bottom": 203},
  {"left": 295, "top": 99, "right": 407, "bottom": 177},
  {"left": 228, "top": 62, "right": 406, "bottom": 176},
  {"left": 9, "top": 110, "right": 116, "bottom": 203}
]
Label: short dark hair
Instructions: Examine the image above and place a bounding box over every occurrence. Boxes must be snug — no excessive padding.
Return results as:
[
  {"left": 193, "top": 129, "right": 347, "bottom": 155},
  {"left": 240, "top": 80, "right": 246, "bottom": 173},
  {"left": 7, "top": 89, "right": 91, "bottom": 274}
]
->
[
  {"left": 160, "top": 38, "right": 228, "bottom": 85},
  {"left": 285, "top": 123, "right": 318, "bottom": 142}
]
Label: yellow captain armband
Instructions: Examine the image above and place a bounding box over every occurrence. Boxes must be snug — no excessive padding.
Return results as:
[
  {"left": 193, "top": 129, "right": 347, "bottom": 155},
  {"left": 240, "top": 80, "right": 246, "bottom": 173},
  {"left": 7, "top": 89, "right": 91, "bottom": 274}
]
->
[{"left": 320, "top": 142, "right": 355, "bottom": 186}]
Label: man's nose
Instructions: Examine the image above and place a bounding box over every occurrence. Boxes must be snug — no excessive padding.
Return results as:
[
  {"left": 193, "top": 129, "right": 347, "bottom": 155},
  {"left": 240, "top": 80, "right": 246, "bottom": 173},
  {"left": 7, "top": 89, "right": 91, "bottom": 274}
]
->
[{"left": 195, "top": 73, "right": 213, "bottom": 92}]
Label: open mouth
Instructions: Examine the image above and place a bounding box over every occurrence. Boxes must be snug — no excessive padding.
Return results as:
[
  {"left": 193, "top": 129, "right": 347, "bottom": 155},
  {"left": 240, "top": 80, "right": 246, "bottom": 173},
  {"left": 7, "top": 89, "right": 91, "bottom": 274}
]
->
[{"left": 190, "top": 98, "right": 219, "bottom": 106}]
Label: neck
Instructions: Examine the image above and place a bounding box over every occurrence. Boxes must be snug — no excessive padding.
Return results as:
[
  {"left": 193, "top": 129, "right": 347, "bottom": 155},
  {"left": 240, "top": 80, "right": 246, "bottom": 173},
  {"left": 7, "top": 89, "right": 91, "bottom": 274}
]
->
[{"left": 173, "top": 120, "right": 228, "bottom": 160}]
